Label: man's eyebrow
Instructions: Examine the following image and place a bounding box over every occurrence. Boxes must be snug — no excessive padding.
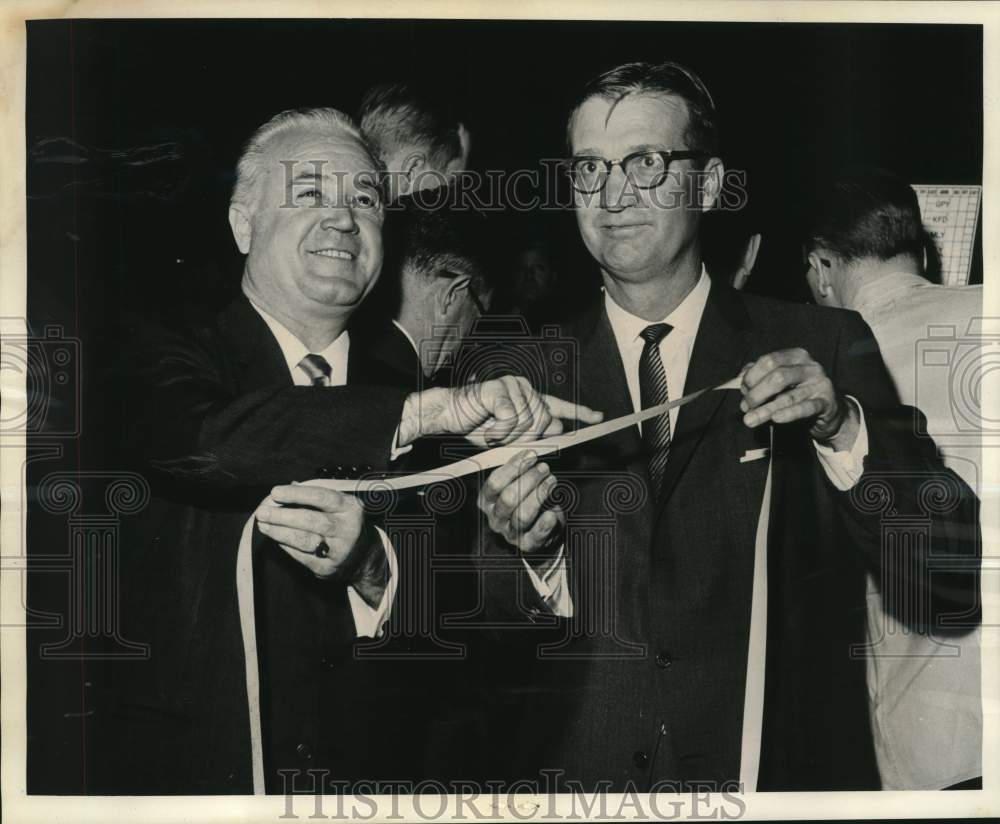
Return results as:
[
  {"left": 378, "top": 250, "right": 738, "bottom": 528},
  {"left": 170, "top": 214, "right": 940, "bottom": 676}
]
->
[
  {"left": 289, "top": 171, "right": 323, "bottom": 185},
  {"left": 571, "top": 143, "right": 669, "bottom": 157},
  {"left": 624, "top": 143, "right": 669, "bottom": 154}
]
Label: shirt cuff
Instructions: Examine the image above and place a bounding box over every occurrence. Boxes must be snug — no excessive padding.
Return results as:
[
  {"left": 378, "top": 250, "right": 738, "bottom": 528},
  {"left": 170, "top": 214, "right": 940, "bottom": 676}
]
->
[
  {"left": 812, "top": 395, "right": 869, "bottom": 491},
  {"left": 389, "top": 425, "right": 413, "bottom": 462},
  {"left": 521, "top": 546, "right": 574, "bottom": 618},
  {"left": 347, "top": 526, "right": 398, "bottom": 638}
]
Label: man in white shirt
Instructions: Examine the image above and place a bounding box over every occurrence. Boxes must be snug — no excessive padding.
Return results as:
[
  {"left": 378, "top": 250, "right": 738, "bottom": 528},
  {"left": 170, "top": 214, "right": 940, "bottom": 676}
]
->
[
  {"left": 804, "top": 166, "right": 983, "bottom": 790},
  {"left": 474, "top": 62, "right": 979, "bottom": 791},
  {"left": 98, "top": 107, "right": 600, "bottom": 794}
]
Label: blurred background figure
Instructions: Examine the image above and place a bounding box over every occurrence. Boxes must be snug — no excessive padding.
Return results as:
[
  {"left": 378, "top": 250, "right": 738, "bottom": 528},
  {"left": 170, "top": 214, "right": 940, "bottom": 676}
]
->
[
  {"left": 803, "top": 165, "right": 983, "bottom": 791},
  {"left": 358, "top": 81, "right": 471, "bottom": 202},
  {"left": 488, "top": 215, "right": 573, "bottom": 331},
  {"left": 360, "top": 188, "right": 495, "bottom": 389}
]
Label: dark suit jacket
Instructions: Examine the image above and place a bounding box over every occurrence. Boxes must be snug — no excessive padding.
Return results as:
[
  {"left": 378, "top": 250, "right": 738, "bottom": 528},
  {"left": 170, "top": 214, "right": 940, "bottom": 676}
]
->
[
  {"left": 93, "top": 295, "right": 412, "bottom": 794},
  {"left": 360, "top": 321, "right": 501, "bottom": 782},
  {"left": 481, "top": 281, "right": 980, "bottom": 791}
]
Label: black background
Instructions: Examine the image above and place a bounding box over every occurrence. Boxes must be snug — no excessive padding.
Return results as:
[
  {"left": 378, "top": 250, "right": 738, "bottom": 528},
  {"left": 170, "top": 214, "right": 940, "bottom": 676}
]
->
[{"left": 24, "top": 18, "right": 983, "bottom": 793}]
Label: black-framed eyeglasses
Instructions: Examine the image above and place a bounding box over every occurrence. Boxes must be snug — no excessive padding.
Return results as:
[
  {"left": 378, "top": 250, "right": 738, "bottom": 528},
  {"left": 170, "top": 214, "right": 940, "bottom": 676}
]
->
[{"left": 564, "top": 149, "right": 707, "bottom": 194}]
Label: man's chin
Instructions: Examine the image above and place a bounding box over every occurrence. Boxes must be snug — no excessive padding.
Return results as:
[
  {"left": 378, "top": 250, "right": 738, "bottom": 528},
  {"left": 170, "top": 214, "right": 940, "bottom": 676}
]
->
[
  {"left": 305, "top": 277, "right": 370, "bottom": 310},
  {"left": 599, "top": 253, "right": 661, "bottom": 281}
]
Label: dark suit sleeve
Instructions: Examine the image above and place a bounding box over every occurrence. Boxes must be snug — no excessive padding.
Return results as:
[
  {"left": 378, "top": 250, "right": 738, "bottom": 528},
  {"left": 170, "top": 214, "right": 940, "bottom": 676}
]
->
[
  {"left": 828, "top": 310, "right": 981, "bottom": 623},
  {"left": 124, "top": 321, "right": 411, "bottom": 489}
]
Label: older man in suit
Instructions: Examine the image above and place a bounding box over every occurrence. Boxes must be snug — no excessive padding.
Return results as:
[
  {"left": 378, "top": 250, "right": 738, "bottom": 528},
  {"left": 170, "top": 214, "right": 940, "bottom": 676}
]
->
[
  {"left": 95, "top": 107, "right": 599, "bottom": 794},
  {"left": 477, "top": 62, "right": 980, "bottom": 792}
]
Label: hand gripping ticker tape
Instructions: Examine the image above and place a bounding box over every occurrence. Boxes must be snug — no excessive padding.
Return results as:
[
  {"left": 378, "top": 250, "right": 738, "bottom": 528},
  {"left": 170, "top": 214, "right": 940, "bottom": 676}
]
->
[{"left": 237, "top": 374, "right": 743, "bottom": 792}]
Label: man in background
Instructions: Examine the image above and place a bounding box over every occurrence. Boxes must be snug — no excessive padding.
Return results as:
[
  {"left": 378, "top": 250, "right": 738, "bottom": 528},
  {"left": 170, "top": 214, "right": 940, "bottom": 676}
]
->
[
  {"left": 804, "top": 165, "right": 983, "bottom": 790},
  {"left": 358, "top": 81, "right": 471, "bottom": 201},
  {"left": 365, "top": 190, "right": 495, "bottom": 388}
]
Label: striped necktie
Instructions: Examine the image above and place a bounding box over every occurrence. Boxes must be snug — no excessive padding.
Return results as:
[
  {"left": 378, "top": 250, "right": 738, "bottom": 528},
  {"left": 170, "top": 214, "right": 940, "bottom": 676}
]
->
[
  {"left": 638, "top": 323, "right": 673, "bottom": 496},
  {"left": 298, "top": 353, "right": 332, "bottom": 387}
]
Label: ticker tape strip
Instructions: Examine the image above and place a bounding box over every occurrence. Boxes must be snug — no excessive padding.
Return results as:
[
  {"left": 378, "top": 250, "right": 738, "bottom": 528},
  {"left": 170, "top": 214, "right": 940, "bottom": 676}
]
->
[
  {"left": 238, "top": 373, "right": 743, "bottom": 792},
  {"left": 304, "top": 374, "right": 744, "bottom": 493}
]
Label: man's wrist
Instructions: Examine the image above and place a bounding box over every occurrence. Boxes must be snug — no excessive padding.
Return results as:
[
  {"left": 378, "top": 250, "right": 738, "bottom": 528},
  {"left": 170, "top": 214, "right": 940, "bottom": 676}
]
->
[
  {"left": 399, "top": 388, "right": 451, "bottom": 447},
  {"left": 345, "top": 521, "right": 389, "bottom": 608},
  {"left": 337, "top": 521, "right": 382, "bottom": 584},
  {"left": 398, "top": 393, "right": 420, "bottom": 448},
  {"left": 814, "top": 395, "right": 861, "bottom": 452}
]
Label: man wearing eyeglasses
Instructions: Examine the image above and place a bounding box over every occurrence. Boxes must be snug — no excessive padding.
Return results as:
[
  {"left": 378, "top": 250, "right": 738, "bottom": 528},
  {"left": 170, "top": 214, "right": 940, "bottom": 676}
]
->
[{"left": 476, "top": 62, "right": 980, "bottom": 792}]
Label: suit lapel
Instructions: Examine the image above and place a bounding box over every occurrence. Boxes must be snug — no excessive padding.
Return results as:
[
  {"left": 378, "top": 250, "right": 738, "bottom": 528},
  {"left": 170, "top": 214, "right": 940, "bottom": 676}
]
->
[
  {"left": 573, "top": 303, "right": 645, "bottom": 469},
  {"left": 655, "top": 281, "right": 752, "bottom": 514},
  {"left": 217, "top": 294, "right": 293, "bottom": 391},
  {"left": 356, "top": 322, "right": 422, "bottom": 390}
]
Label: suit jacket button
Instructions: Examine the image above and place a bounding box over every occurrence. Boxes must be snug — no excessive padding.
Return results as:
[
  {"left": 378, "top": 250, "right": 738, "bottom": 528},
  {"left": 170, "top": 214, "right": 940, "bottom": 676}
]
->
[
  {"left": 633, "top": 750, "right": 648, "bottom": 768},
  {"left": 296, "top": 743, "right": 313, "bottom": 761},
  {"left": 655, "top": 651, "right": 672, "bottom": 669},
  {"left": 317, "top": 466, "right": 332, "bottom": 478}
]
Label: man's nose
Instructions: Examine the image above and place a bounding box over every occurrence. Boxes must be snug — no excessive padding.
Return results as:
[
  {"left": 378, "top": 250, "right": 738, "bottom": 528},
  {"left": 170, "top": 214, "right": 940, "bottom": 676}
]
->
[
  {"left": 320, "top": 205, "right": 359, "bottom": 234},
  {"left": 601, "top": 164, "right": 637, "bottom": 211}
]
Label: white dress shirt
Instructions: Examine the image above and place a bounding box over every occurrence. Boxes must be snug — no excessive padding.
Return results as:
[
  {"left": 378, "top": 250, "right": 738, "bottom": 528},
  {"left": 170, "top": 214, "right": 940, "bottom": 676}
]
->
[
  {"left": 528, "top": 268, "right": 870, "bottom": 788},
  {"left": 248, "top": 299, "right": 398, "bottom": 638},
  {"left": 846, "top": 271, "right": 983, "bottom": 789}
]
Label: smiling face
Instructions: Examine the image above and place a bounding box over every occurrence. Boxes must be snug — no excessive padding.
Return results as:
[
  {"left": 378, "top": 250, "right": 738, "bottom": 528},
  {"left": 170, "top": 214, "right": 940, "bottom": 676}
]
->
[
  {"left": 231, "top": 123, "right": 385, "bottom": 325},
  {"left": 569, "top": 93, "right": 718, "bottom": 289}
]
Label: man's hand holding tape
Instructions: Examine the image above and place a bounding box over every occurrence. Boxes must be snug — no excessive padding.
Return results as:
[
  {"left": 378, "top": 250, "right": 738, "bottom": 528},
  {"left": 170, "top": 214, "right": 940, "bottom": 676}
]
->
[
  {"left": 258, "top": 375, "right": 603, "bottom": 633},
  {"left": 478, "top": 349, "right": 867, "bottom": 611}
]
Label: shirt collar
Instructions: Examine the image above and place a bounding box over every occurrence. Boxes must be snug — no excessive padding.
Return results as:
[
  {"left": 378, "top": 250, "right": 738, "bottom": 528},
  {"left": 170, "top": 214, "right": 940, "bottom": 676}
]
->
[
  {"left": 247, "top": 298, "right": 350, "bottom": 382},
  {"left": 604, "top": 267, "right": 712, "bottom": 351},
  {"left": 850, "top": 270, "right": 932, "bottom": 315}
]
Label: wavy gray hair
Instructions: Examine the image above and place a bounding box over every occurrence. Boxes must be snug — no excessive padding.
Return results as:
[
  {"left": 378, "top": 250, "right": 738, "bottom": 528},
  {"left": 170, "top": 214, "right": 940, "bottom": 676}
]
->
[{"left": 230, "top": 107, "right": 379, "bottom": 210}]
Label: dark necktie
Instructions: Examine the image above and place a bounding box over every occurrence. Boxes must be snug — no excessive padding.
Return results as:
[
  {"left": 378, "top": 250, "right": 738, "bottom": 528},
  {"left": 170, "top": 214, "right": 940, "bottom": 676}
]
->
[
  {"left": 298, "top": 353, "right": 332, "bottom": 387},
  {"left": 638, "top": 323, "right": 673, "bottom": 496}
]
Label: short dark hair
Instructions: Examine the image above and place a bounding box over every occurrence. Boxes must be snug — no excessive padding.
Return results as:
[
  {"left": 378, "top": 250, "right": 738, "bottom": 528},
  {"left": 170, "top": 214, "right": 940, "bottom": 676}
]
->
[
  {"left": 358, "top": 82, "right": 464, "bottom": 170},
  {"left": 804, "top": 167, "right": 927, "bottom": 267},
  {"left": 566, "top": 61, "right": 719, "bottom": 155},
  {"left": 377, "top": 191, "right": 496, "bottom": 316}
]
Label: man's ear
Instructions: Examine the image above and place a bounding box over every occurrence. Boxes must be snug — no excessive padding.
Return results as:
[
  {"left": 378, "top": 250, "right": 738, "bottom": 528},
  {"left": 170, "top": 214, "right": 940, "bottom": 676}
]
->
[
  {"left": 699, "top": 156, "right": 725, "bottom": 212},
  {"left": 733, "top": 233, "right": 762, "bottom": 291},
  {"left": 400, "top": 152, "right": 427, "bottom": 195},
  {"left": 740, "top": 233, "right": 762, "bottom": 277},
  {"left": 437, "top": 274, "right": 471, "bottom": 316},
  {"left": 807, "top": 250, "right": 833, "bottom": 298},
  {"left": 228, "top": 204, "right": 253, "bottom": 255},
  {"left": 449, "top": 123, "right": 472, "bottom": 175}
]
